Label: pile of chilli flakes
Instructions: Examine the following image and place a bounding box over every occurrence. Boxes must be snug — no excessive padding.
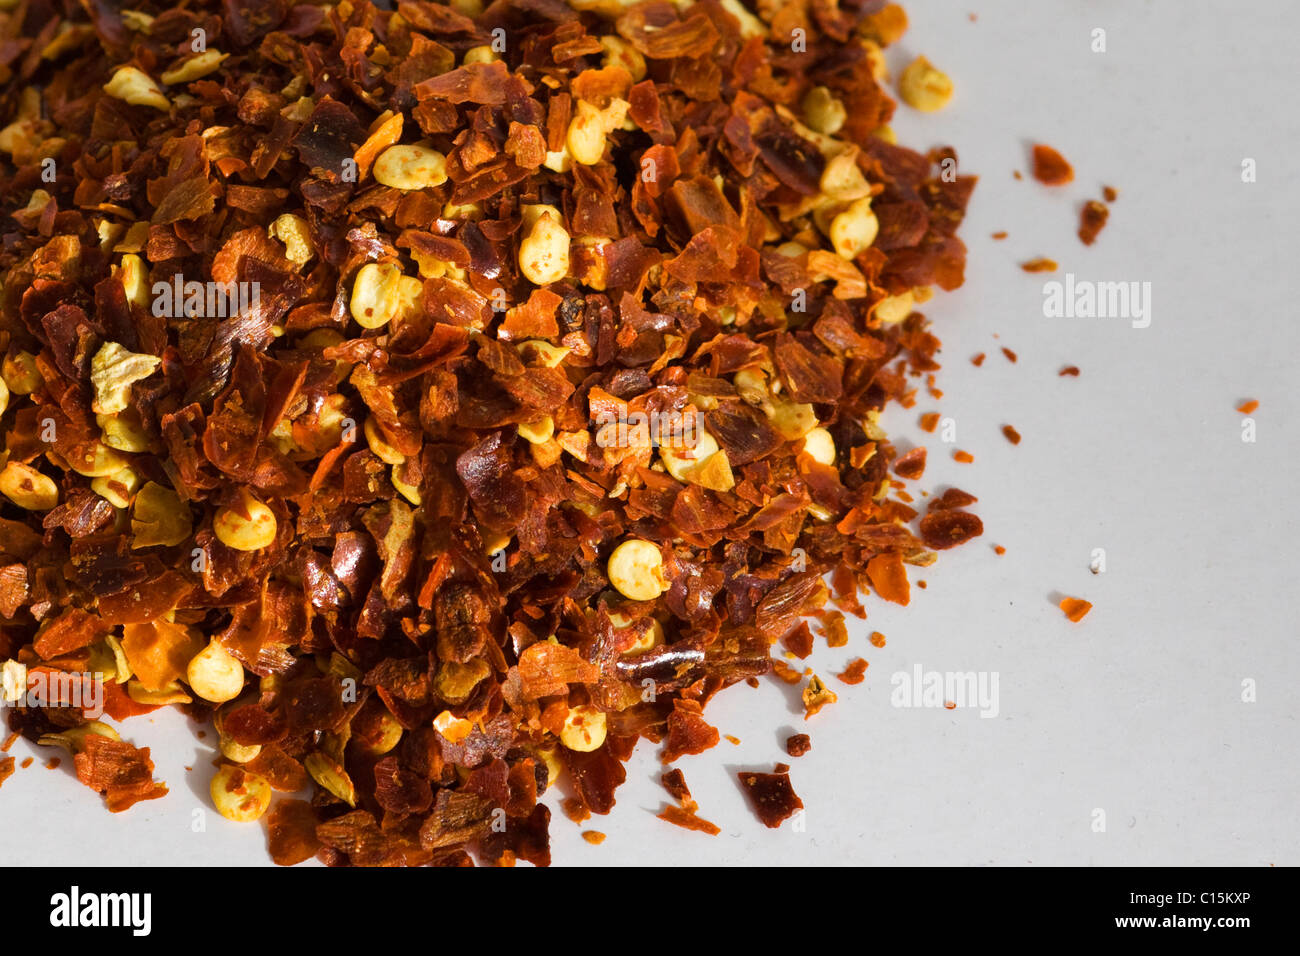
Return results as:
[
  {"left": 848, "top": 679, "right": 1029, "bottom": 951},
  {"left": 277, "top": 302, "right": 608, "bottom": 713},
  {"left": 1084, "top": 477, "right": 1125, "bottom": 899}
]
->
[{"left": 0, "top": 0, "right": 982, "bottom": 865}]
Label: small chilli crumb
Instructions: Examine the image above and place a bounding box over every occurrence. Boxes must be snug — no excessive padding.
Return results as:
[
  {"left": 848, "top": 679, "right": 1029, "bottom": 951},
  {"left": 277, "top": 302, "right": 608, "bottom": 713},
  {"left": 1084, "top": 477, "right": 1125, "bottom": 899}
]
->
[
  {"left": 971, "top": 352, "right": 985, "bottom": 366},
  {"left": 582, "top": 831, "right": 606, "bottom": 845},
  {"left": 1001, "top": 347, "right": 1017, "bottom": 363},
  {"left": 953, "top": 450, "right": 974, "bottom": 463},
  {"left": 1103, "top": 185, "right": 1119, "bottom": 202},
  {"left": 1, "top": 731, "right": 17, "bottom": 752},
  {"left": 1059, "top": 365, "right": 1080, "bottom": 377},
  {"left": 991, "top": 230, "right": 1007, "bottom": 240},
  {"left": 1031, "top": 144, "right": 1074, "bottom": 185},
  {"left": 1021, "top": 257, "right": 1057, "bottom": 273},
  {"left": 944, "top": 701, "right": 957, "bottom": 710},
  {"left": 1237, "top": 399, "right": 1259, "bottom": 414},
  {"left": 870, "top": 631, "right": 887, "bottom": 647},
  {"left": 46, "top": 758, "right": 60, "bottom": 770},
  {"left": 1078, "top": 199, "right": 1109, "bottom": 245},
  {"left": 1002, "top": 425, "right": 1022, "bottom": 445},
  {"left": 1060, "top": 597, "right": 1093, "bottom": 623},
  {"left": 20, "top": 756, "right": 33, "bottom": 769},
  {"left": 994, "top": 545, "right": 1006, "bottom": 555},
  {"left": 786, "top": 733, "right": 811, "bottom": 757},
  {"left": 919, "top": 411, "right": 940, "bottom": 432},
  {"left": 836, "top": 658, "right": 869, "bottom": 685},
  {"left": 724, "top": 734, "right": 741, "bottom": 746}
]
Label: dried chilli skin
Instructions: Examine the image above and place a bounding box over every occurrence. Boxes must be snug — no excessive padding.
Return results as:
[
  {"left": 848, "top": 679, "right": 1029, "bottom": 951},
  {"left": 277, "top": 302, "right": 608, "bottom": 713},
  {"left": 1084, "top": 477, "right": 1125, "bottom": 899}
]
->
[{"left": 0, "top": 0, "right": 979, "bottom": 863}]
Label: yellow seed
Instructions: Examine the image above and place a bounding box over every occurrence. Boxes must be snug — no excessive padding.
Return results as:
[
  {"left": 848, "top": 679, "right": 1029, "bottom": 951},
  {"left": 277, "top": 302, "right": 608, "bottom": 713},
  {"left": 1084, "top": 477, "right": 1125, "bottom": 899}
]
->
[
  {"left": 516, "top": 415, "right": 555, "bottom": 445},
  {"left": 363, "top": 417, "right": 405, "bottom": 465},
  {"left": 127, "top": 679, "right": 191, "bottom": 705},
  {"left": 130, "top": 481, "right": 191, "bottom": 547},
  {"left": 349, "top": 261, "right": 404, "bottom": 329},
  {"left": 609, "top": 612, "right": 664, "bottom": 655},
  {"left": 103, "top": 66, "right": 169, "bottom": 110},
  {"left": 820, "top": 147, "right": 871, "bottom": 201},
  {"left": 516, "top": 339, "right": 571, "bottom": 368},
  {"left": 213, "top": 488, "right": 277, "bottom": 551},
  {"left": 801, "top": 427, "right": 836, "bottom": 465},
  {"left": 560, "top": 704, "right": 608, "bottom": 752},
  {"left": 462, "top": 45, "right": 498, "bottom": 65},
  {"left": 829, "top": 197, "right": 879, "bottom": 260},
  {"left": 567, "top": 100, "right": 608, "bottom": 166},
  {"left": 802, "top": 85, "right": 847, "bottom": 136},
  {"left": 391, "top": 462, "right": 422, "bottom": 506},
  {"left": 91, "top": 465, "right": 140, "bottom": 508},
  {"left": 65, "top": 440, "right": 129, "bottom": 478},
  {"left": 899, "top": 56, "right": 953, "bottom": 112},
  {"left": 599, "top": 35, "right": 646, "bottom": 82},
  {"left": 606, "top": 538, "right": 668, "bottom": 601},
  {"left": 659, "top": 429, "right": 719, "bottom": 482},
  {"left": 186, "top": 638, "right": 245, "bottom": 703},
  {"left": 90, "top": 340, "right": 161, "bottom": 415},
  {"left": 268, "top": 213, "right": 314, "bottom": 264},
  {"left": 160, "top": 50, "right": 228, "bottom": 85},
  {"left": 3, "top": 350, "right": 42, "bottom": 395},
  {"left": 99, "top": 411, "right": 152, "bottom": 453},
  {"left": 1, "top": 659, "right": 26, "bottom": 702},
  {"left": 0, "top": 376, "right": 9, "bottom": 419},
  {"left": 0, "top": 461, "right": 57, "bottom": 510},
  {"left": 767, "top": 398, "right": 819, "bottom": 441},
  {"left": 37, "top": 721, "right": 120, "bottom": 754},
  {"left": 518, "top": 208, "right": 570, "bottom": 286},
  {"left": 219, "top": 736, "right": 261, "bottom": 764},
  {"left": 210, "top": 764, "right": 272, "bottom": 822},
  {"left": 373, "top": 143, "right": 448, "bottom": 190},
  {"left": 874, "top": 291, "right": 914, "bottom": 324}
]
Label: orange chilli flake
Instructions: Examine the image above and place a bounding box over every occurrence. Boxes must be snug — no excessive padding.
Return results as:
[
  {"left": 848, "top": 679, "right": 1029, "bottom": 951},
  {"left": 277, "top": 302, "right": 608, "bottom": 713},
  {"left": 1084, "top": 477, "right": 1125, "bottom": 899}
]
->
[
  {"left": 994, "top": 546, "right": 1006, "bottom": 556},
  {"left": 1002, "top": 425, "right": 1022, "bottom": 445},
  {"left": 1021, "top": 258, "right": 1058, "bottom": 273},
  {"left": 1001, "top": 347, "right": 1018, "bottom": 363},
  {"left": 1103, "top": 185, "right": 1119, "bottom": 202},
  {"left": 893, "top": 447, "right": 928, "bottom": 480},
  {"left": 953, "top": 450, "right": 975, "bottom": 464},
  {"left": 1031, "top": 144, "right": 1075, "bottom": 185},
  {"left": 786, "top": 734, "right": 812, "bottom": 757},
  {"left": 991, "top": 231, "right": 1008, "bottom": 240},
  {"left": 1060, "top": 597, "right": 1093, "bottom": 623},
  {"left": 657, "top": 805, "right": 721, "bottom": 836},
  {"left": 920, "top": 412, "right": 941, "bottom": 433},
  {"left": 866, "top": 553, "right": 911, "bottom": 606},
  {"left": 1237, "top": 400, "right": 1260, "bottom": 414},
  {"left": 870, "top": 631, "right": 887, "bottom": 648},
  {"left": 836, "top": 659, "right": 870, "bottom": 685},
  {"left": 971, "top": 352, "right": 986, "bottom": 366},
  {"left": 582, "top": 831, "right": 607, "bottom": 846},
  {"left": 1060, "top": 365, "right": 1081, "bottom": 377},
  {"left": 1078, "top": 200, "right": 1110, "bottom": 245}
]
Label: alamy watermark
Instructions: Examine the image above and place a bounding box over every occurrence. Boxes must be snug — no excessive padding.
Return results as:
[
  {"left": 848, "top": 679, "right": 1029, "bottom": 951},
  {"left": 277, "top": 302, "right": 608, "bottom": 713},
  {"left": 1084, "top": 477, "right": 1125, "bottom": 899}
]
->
[
  {"left": 152, "top": 274, "right": 260, "bottom": 318},
  {"left": 1, "top": 663, "right": 104, "bottom": 719},
  {"left": 890, "top": 664, "right": 1000, "bottom": 718},
  {"left": 1042, "top": 273, "right": 1151, "bottom": 328},
  {"left": 594, "top": 409, "right": 699, "bottom": 450}
]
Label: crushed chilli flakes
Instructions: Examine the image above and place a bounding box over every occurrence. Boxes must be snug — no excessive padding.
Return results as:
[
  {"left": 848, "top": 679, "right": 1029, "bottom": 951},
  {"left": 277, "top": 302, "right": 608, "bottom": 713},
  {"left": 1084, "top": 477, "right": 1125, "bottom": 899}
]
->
[
  {"left": 836, "top": 658, "right": 869, "bottom": 685},
  {"left": 1059, "top": 597, "right": 1093, "bottom": 623},
  {"left": 1021, "top": 258, "right": 1058, "bottom": 273},
  {"left": 1078, "top": 200, "right": 1110, "bottom": 246},
  {"left": 1237, "top": 400, "right": 1259, "bottom": 414},
  {"left": 0, "top": 0, "right": 983, "bottom": 863},
  {"left": 1001, "top": 425, "right": 1022, "bottom": 445},
  {"left": 785, "top": 733, "right": 811, "bottom": 757},
  {"left": 1059, "top": 365, "right": 1081, "bottom": 377}
]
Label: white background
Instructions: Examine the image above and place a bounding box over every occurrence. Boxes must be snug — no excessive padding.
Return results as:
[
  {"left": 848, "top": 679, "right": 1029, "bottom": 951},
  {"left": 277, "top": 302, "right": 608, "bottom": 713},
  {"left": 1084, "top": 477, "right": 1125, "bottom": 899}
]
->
[{"left": 4, "top": 1, "right": 1297, "bottom": 866}]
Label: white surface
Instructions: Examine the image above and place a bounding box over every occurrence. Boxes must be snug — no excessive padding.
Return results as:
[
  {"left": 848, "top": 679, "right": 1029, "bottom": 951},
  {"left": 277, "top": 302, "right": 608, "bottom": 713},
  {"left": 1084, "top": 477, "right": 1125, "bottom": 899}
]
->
[{"left": 4, "top": 1, "right": 1297, "bottom": 866}]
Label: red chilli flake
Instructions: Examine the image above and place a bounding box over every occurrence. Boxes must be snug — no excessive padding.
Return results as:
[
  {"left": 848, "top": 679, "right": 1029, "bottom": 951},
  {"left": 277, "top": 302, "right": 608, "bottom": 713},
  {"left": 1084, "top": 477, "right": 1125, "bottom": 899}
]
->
[
  {"left": 1078, "top": 200, "right": 1110, "bottom": 245},
  {"left": 0, "top": 756, "right": 14, "bottom": 790},
  {"left": 928, "top": 488, "right": 978, "bottom": 511},
  {"left": 1059, "top": 597, "right": 1093, "bottom": 623},
  {"left": 991, "top": 231, "right": 1008, "bottom": 240},
  {"left": 1237, "top": 400, "right": 1260, "bottom": 414},
  {"left": 1031, "top": 144, "right": 1074, "bottom": 185},
  {"left": 971, "top": 352, "right": 986, "bottom": 366},
  {"left": 1103, "top": 185, "right": 1119, "bottom": 202},
  {"left": 785, "top": 734, "right": 812, "bottom": 757},
  {"left": 919, "top": 511, "right": 984, "bottom": 550},
  {"left": 893, "top": 447, "right": 928, "bottom": 480},
  {"left": 920, "top": 412, "right": 941, "bottom": 433},
  {"left": 1002, "top": 425, "right": 1022, "bottom": 445},
  {"left": 870, "top": 631, "right": 887, "bottom": 648},
  {"left": 737, "top": 769, "right": 804, "bottom": 828},
  {"left": 1001, "top": 347, "right": 1018, "bottom": 363},
  {"left": 993, "top": 545, "right": 1006, "bottom": 556},
  {"left": 1021, "top": 258, "right": 1058, "bottom": 273},
  {"left": 582, "top": 831, "right": 607, "bottom": 845},
  {"left": 953, "top": 450, "right": 975, "bottom": 464},
  {"left": 1059, "top": 366, "right": 1081, "bottom": 377},
  {"left": 836, "top": 659, "right": 869, "bottom": 685},
  {"left": 657, "top": 805, "right": 721, "bottom": 836},
  {"left": 661, "top": 769, "right": 696, "bottom": 810}
]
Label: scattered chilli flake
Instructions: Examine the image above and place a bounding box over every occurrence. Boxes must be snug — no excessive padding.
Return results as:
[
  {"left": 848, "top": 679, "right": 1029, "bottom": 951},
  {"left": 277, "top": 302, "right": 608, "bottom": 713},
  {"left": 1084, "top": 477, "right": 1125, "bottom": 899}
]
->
[
  {"left": 1237, "top": 399, "right": 1260, "bottom": 414},
  {"left": 661, "top": 769, "right": 696, "bottom": 811},
  {"left": 1021, "top": 258, "right": 1058, "bottom": 273},
  {"left": 944, "top": 701, "right": 958, "bottom": 710},
  {"left": 994, "top": 545, "right": 1006, "bottom": 555},
  {"left": 893, "top": 447, "right": 928, "bottom": 480},
  {"left": 737, "top": 770, "right": 805, "bottom": 829},
  {"left": 836, "top": 659, "right": 870, "bottom": 685},
  {"left": 1002, "top": 425, "right": 1023, "bottom": 445},
  {"left": 1, "top": 732, "right": 17, "bottom": 752},
  {"left": 1060, "top": 597, "right": 1094, "bottom": 623},
  {"left": 991, "top": 231, "right": 1008, "bottom": 240},
  {"left": 0, "top": 756, "right": 13, "bottom": 789},
  {"left": 657, "top": 805, "right": 721, "bottom": 836},
  {"left": 953, "top": 450, "right": 975, "bottom": 464},
  {"left": 1001, "top": 347, "right": 1018, "bottom": 363},
  {"left": 972, "top": 352, "right": 986, "bottom": 366},
  {"left": 802, "top": 675, "right": 839, "bottom": 719},
  {"left": 723, "top": 735, "right": 742, "bottom": 746},
  {"left": 1103, "top": 185, "right": 1120, "bottom": 202},
  {"left": 582, "top": 831, "right": 607, "bottom": 846},
  {"left": 920, "top": 413, "right": 941, "bottom": 434},
  {"left": 870, "top": 631, "right": 888, "bottom": 648},
  {"left": 786, "top": 734, "right": 812, "bottom": 757},
  {"left": 1078, "top": 200, "right": 1110, "bottom": 245},
  {"left": 919, "top": 510, "right": 984, "bottom": 550},
  {"left": 1060, "top": 365, "right": 1081, "bottom": 377},
  {"left": 20, "top": 757, "right": 32, "bottom": 769},
  {"left": 1031, "top": 144, "right": 1075, "bottom": 185}
]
